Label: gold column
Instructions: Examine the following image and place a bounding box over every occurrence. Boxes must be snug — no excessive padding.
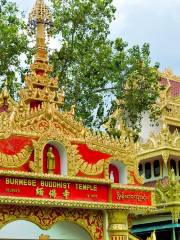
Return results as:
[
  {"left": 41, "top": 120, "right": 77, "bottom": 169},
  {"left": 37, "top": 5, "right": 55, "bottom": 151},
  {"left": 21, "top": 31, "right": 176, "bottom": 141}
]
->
[
  {"left": 108, "top": 210, "right": 129, "bottom": 240},
  {"left": 35, "top": 22, "right": 48, "bottom": 63}
]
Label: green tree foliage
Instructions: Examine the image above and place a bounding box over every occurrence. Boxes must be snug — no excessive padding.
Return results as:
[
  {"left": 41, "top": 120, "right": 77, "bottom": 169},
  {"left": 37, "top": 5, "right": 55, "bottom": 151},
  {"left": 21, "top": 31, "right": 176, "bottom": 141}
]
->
[
  {"left": 50, "top": 0, "right": 160, "bottom": 133},
  {"left": 0, "top": 0, "right": 160, "bottom": 134},
  {"left": 0, "top": 0, "right": 29, "bottom": 96},
  {"left": 106, "top": 40, "right": 160, "bottom": 135},
  {"left": 50, "top": 0, "right": 116, "bottom": 128}
]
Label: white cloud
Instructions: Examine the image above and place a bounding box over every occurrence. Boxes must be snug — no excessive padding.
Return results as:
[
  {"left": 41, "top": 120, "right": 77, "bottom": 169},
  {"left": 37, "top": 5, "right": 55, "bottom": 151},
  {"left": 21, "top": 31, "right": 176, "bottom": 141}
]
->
[
  {"left": 11, "top": 0, "right": 180, "bottom": 74},
  {"left": 112, "top": 0, "right": 180, "bottom": 74}
]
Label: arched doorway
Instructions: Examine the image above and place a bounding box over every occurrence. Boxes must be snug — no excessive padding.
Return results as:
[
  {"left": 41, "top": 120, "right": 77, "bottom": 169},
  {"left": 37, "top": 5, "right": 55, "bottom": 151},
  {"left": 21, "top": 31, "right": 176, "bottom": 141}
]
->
[{"left": 0, "top": 220, "right": 92, "bottom": 240}]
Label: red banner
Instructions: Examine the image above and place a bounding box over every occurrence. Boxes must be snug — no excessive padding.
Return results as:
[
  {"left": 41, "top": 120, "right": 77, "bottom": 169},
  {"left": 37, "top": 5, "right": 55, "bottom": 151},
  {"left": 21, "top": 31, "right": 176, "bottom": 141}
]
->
[
  {"left": 1, "top": 176, "right": 109, "bottom": 202},
  {"left": 112, "top": 189, "right": 152, "bottom": 206},
  {"left": 0, "top": 175, "right": 152, "bottom": 206}
]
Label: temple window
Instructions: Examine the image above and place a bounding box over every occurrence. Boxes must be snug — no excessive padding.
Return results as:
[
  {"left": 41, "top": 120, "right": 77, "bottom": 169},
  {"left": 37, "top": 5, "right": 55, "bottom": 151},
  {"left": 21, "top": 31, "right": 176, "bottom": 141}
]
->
[
  {"left": 145, "top": 162, "right": 151, "bottom": 179},
  {"left": 178, "top": 161, "right": 180, "bottom": 176},
  {"left": 139, "top": 160, "right": 163, "bottom": 180},
  {"left": 153, "top": 160, "right": 160, "bottom": 177},
  {"left": 138, "top": 163, "right": 143, "bottom": 176}
]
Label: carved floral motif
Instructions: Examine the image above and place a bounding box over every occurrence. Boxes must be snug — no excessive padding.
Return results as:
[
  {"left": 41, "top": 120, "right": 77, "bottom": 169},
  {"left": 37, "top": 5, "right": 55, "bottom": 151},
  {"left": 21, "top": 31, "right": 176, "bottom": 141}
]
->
[
  {"left": 0, "top": 145, "right": 32, "bottom": 168},
  {"left": 137, "top": 124, "right": 180, "bottom": 164}
]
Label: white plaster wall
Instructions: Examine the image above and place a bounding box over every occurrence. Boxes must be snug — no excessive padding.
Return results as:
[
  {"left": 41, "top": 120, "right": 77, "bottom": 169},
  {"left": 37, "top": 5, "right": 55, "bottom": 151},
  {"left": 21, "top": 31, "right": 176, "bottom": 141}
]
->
[
  {"left": 140, "top": 113, "right": 161, "bottom": 142},
  {"left": 0, "top": 220, "right": 92, "bottom": 240}
]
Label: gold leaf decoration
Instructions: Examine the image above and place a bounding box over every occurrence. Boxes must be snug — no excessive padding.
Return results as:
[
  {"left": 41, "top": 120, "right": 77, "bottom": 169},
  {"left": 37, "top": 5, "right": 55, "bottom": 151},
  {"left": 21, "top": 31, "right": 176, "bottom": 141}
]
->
[{"left": 0, "top": 145, "right": 32, "bottom": 168}]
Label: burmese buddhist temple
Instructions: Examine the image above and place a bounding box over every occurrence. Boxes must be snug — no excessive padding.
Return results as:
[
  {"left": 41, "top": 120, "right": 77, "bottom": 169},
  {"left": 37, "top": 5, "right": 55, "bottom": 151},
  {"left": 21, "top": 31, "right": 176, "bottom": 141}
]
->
[{"left": 0, "top": 0, "right": 179, "bottom": 240}]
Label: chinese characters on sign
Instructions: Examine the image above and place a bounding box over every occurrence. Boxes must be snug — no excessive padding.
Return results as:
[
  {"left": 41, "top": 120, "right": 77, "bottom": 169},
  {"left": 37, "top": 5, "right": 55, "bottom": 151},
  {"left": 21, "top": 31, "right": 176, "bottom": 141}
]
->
[
  {"left": 0, "top": 176, "right": 153, "bottom": 206},
  {"left": 3, "top": 176, "right": 108, "bottom": 202}
]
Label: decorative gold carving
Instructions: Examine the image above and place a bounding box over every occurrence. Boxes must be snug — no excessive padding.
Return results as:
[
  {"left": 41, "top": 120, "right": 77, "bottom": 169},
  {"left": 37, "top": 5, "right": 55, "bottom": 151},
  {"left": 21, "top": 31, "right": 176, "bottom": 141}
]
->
[
  {"left": 0, "top": 84, "right": 17, "bottom": 113},
  {"left": 0, "top": 112, "right": 13, "bottom": 139},
  {"left": 0, "top": 169, "right": 110, "bottom": 183},
  {"left": 19, "top": 86, "right": 65, "bottom": 106},
  {"left": 156, "top": 169, "right": 180, "bottom": 204},
  {"left": 108, "top": 210, "right": 129, "bottom": 240},
  {"left": 0, "top": 195, "right": 155, "bottom": 213},
  {"left": 0, "top": 145, "right": 33, "bottom": 168},
  {"left": 108, "top": 210, "right": 128, "bottom": 227},
  {"left": 79, "top": 159, "right": 105, "bottom": 176},
  {"left": 137, "top": 124, "right": 180, "bottom": 163},
  {"left": 0, "top": 205, "right": 104, "bottom": 240},
  {"left": 29, "top": 0, "right": 51, "bottom": 64},
  {"left": 158, "top": 69, "right": 180, "bottom": 127},
  {"left": 84, "top": 130, "right": 142, "bottom": 184},
  {"left": 31, "top": 130, "right": 83, "bottom": 175},
  {"left": 171, "top": 208, "right": 180, "bottom": 223},
  {"left": 7, "top": 101, "right": 85, "bottom": 139}
]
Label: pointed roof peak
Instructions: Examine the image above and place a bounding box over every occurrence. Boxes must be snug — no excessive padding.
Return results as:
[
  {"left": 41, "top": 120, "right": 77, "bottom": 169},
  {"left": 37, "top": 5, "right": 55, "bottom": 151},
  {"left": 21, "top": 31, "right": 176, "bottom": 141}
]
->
[{"left": 30, "top": 0, "right": 51, "bottom": 23}]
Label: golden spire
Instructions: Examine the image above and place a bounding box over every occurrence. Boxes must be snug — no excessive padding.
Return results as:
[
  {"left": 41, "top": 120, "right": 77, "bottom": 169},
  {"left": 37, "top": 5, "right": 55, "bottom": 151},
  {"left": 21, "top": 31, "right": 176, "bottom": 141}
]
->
[
  {"left": 18, "top": 0, "right": 65, "bottom": 108},
  {"left": 29, "top": 0, "right": 52, "bottom": 63}
]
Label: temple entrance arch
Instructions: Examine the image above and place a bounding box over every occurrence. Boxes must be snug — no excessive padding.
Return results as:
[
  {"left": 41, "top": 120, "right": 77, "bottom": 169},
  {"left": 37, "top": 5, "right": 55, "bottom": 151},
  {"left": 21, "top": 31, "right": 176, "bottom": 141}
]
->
[{"left": 0, "top": 220, "right": 92, "bottom": 240}]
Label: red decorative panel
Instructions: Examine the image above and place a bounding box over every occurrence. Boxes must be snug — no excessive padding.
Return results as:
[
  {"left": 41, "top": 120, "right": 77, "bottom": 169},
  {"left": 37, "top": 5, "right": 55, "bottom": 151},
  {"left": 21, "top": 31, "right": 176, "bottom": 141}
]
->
[
  {"left": 0, "top": 136, "right": 33, "bottom": 155},
  {"left": 77, "top": 144, "right": 111, "bottom": 164}
]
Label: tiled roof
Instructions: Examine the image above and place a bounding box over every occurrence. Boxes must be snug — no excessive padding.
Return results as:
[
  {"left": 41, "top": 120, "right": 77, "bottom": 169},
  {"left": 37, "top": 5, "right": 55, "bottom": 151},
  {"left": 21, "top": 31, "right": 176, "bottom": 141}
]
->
[{"left": 161, "top": 77, "right": 180, "bottom": 96}]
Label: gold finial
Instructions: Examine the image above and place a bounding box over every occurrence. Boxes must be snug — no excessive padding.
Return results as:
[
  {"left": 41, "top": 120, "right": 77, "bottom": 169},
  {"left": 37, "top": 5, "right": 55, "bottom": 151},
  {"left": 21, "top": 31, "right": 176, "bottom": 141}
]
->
[{"left": 29, "top": 0, "right": 52, "bottom": 63}]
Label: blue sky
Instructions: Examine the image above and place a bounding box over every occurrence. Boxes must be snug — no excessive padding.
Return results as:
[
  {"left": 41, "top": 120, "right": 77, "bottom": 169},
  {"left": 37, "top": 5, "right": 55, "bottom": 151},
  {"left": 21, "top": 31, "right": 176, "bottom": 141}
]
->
[{"left": 12, "top": 0, "right": 180, "bottom": 74}]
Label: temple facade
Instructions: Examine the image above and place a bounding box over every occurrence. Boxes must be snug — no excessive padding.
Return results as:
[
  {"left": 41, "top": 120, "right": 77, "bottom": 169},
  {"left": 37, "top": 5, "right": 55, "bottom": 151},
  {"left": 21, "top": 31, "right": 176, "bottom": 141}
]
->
[{"left": 1, "top": 0, "right": 180, "bottom": 240}]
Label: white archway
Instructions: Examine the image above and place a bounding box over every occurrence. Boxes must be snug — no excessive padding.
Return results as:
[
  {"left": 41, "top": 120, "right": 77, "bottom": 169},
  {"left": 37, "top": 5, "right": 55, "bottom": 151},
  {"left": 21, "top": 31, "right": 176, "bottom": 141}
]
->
[{"left": 0, "top": 220, "right": 92, "bottom": 240}]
